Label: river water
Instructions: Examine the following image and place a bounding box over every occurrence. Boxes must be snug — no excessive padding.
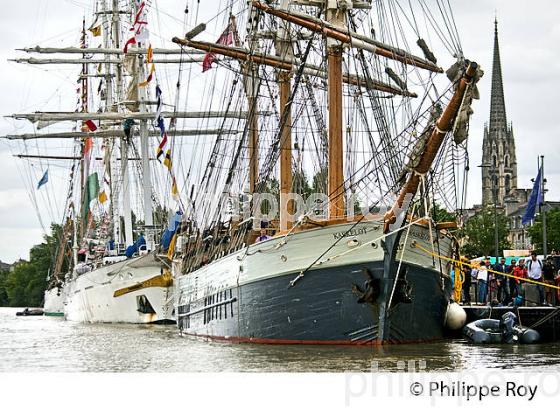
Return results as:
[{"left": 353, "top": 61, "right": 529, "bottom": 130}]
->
[{"left": 1, "top": 307, "right": 559, "bottom": 372}]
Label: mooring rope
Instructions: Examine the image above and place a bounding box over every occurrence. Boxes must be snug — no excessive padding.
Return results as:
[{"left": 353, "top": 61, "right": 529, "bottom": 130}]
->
[{"left": 413, "top": 242, "right": 560, "bottom": 290}]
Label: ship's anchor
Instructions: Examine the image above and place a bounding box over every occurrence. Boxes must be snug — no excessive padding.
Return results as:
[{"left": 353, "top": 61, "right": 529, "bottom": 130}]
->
[
  {"left": 393, "top": 265, "right": 413, "bottom": 305},
  {"left": 351, "top": 268, "right": 380, "bottom": 304}
]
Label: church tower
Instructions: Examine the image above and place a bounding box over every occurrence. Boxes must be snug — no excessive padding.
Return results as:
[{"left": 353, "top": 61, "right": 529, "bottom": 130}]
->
[{"left": 481, "top": 19, "right": 517, "bottom": 206}]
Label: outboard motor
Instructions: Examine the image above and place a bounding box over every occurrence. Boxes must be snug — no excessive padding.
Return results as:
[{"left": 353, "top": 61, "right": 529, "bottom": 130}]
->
[{"left": 500, "top": 311, "right": 517, "bottom": 343}]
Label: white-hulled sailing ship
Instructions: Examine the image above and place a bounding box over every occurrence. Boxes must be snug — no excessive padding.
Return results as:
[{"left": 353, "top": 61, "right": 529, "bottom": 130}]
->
[
  {"left": 167, "top": 0, "right": 482, "bottom": 344},
  {"left": 5, "top": 0, "right": 237, "bottom": 323}
]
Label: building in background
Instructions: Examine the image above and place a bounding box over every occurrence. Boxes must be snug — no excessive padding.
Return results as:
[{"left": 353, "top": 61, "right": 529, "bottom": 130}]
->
[{"left": 464, "top": 19, "right": 559, "bottom": 251}]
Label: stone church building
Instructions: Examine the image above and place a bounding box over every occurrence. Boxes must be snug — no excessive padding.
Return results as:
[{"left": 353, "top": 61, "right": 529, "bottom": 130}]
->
[{"left": 466, "top": 20, "right": 559, "bottom": 251}]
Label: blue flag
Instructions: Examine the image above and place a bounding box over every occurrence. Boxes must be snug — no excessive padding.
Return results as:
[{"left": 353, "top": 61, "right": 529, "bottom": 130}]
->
[
  {"left": 36, "top": 170, "right": 49, "bottom": 190},
  {"left": 522, "top": 165, "right": 543, "bottom": 225}
]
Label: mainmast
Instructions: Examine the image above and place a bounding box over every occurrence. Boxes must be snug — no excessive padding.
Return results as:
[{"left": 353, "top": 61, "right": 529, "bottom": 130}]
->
[
  {"left": 101, "top": 0, "right": 117, "bottom": 246},
  {"left": 244, "top": 10, "right": 260, "bottom": 194},
  {"left": 325, "top": 0, "right": 345, "bottom": 220},
  {"left": 133, "top": 0, "right": 155, "bottom": 248},
  {"left": 77, "top": 17, "right": 89, "bottom": 254},
  {"left": 117, "top": 0, "right": 133, "bottom": 247}
]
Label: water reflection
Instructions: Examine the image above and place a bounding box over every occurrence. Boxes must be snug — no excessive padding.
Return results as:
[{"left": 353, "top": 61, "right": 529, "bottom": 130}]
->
[{"left": 1, "top": 308, "right": 558, "bottom": 372}]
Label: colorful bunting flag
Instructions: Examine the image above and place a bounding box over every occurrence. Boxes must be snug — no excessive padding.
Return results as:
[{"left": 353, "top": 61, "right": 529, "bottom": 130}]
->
[
  {"left": 81, "top": 172, "right": 100, "bottom": 221},
  {"left": 124, "top": 1, "right": 148, "bottom": 53},
  {"left": 98, "top": 190, "right": 108, "bottom": 204},
  {"left": 163, "top": 149, "right": 172, "bottom": 170},
  {"left": 83, "top": 119, "right": 97, "bottom": 132},
  {"left": 139, "top": 45, "right": 155, "bottom": 87},
  {"left": 37, "top": 170, "right": 49, "bottom": 190},
  {"left": 89, "top": 25, "right": 101, "bottom": 37}
]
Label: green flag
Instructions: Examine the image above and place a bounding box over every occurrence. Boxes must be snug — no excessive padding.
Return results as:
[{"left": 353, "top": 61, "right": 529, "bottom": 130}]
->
[{"left": 81, "top": 172, "right": 100, "bottom": 221}]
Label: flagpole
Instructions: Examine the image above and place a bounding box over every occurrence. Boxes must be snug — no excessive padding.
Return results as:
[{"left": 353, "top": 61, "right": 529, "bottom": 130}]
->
[{"left": 541, "top": 155, "right": 547, "bottom": 257}]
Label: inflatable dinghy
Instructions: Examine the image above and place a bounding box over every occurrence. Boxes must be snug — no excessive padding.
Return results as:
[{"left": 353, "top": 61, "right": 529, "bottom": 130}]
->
[{"left": 463, "top": 312, "right": 540, "bottom": 344}]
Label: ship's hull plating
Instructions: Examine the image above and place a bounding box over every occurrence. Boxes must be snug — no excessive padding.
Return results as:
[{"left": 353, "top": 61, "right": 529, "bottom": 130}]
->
[
  {"left": 65, "top": 254, "right": 174, "bottom": 324},
  {"left": 176, "top": 220, "right": 453, "bottom": 344},
  {"left": 43, "top": 287, "right": 65, "bottom": 316}
]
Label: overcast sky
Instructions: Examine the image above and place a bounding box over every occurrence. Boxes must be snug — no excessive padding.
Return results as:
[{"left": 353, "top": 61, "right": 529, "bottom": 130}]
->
[{"left": 0, "top": 0, "right": 559, "bottom": 263}]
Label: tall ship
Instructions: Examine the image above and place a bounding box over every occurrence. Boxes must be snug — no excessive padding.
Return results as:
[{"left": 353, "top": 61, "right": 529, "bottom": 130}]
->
[
  {"left": 167, "top": 0, "right": 482, "bottom": 344},
  {"left": 4, "top": 0, "right": 232, "bottom": 323}
]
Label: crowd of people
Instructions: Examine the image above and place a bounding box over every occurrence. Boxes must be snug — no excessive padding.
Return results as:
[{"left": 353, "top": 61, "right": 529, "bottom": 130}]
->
[{"left": 461, "top": 252, "right": 560, "bottom": 306}]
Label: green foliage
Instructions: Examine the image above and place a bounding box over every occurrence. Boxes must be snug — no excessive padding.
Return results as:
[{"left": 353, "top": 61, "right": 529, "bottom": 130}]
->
[
  {"left": 311, "top": 168, "right": 327, "bottom": 194},
  {"left": 460, "top": 207, "right": 511, "bottom": 258},
  {"left": 292, "top": 170, "right": 312, "bottom": 197},
  {"left": 0, "top": 224, "right": 62, "bottom": 307},
  {"left": 431, "top": 203, "right": 456, "bottom": 223},
  {"left": 0, "top": 269, "right": 9, "bottom": 306},
  {"left": 528, "top": 208, "right": 560, "bottom": 254}
]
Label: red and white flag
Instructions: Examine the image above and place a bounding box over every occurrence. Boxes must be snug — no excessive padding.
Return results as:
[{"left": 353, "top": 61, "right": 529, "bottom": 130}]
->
[{"left": 202, "top": 23, "right": 234, "bottom": 72}]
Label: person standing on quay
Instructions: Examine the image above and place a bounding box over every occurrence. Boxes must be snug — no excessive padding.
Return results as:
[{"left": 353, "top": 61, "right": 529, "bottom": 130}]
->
[
  {"left": 471, "top": 264, "right": 479, "bottom": 303},
  {"left": 527, "top": 252, "right": 544, "bottom": 305},
  {"left": 543, "top": 256, "right": 556, "bottom": 306},
  {"left": 477, "top": 261, "right": 488, "bottom": 305},
  {"left": 486, "top": 258, "right": 497, "bottom": 302},
  {"left": 462, "top": 259, "right": 472, "bottom": 304},
  {"left": 514, "top": 259, "right": 527, "bottom": 300},
  {"left": 494, "top": 257, "right": 508, "bottom": 304},
  {"left": 506, "top": 259, "right": 517, "bottom": 303}
]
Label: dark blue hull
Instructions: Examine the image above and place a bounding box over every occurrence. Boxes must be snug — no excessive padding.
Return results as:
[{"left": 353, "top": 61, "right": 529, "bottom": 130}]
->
[{"left": 177, "top": 261, "right": 452, "bottom": 344}]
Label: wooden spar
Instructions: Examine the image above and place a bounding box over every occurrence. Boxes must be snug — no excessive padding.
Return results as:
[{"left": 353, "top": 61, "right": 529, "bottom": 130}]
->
[
  {"left": 10, "top": 57, "right": 205, "bottom": 65},
  {"left": 252, "top": 1, "right": 443, "bottom": 73},
  {"left": 291, "top": 0, "right": 372, "bottom": 8},
  {"left": 17, "top": 46, "right": 205, "bottom": 55},
  {"left": 383, "top": 62, "right": 479, "bottom": 232},
  {"left": 3, "top": 129, "right": 238, "bottom": 140},
  {"left": 278, "top": 71, "right": 293, "bottom": 231},
  {"left": 15, "top": 154, "right": 154, "bottom": 161},
  {"left": 8, "top": 110, "right": 257, "bottom": 122},
  {"left": 171, "top": 38, "right": 415, "bottom": 97}
]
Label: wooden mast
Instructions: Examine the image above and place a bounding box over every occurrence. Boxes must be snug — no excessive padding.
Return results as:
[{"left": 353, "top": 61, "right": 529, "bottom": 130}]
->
[
  {"left": 279, "top": 70, "right": 293, "bottom": 230},
  {"left": 278, "top": 0, "right": 293, "bottom": 231},
  {"left": 326, "top": 2, "right": 345, "bottom": 220},
  {"left": 244, "top": 10, "right": 260, "bottom": 194},
  {"left": 78, "top": 17, "right": 89, "bottom": 245},
  {"left": 247, "top": 92, "right": 259, "bottom": 193}
]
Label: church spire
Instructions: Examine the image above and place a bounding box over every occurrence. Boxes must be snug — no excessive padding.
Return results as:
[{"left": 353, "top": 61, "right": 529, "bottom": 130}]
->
[
  {"left": 482, "top": 17, "right": 518, "bottom": 207},
  {"left": 489, "top": 17, "right": 508, "bottom": 136}
]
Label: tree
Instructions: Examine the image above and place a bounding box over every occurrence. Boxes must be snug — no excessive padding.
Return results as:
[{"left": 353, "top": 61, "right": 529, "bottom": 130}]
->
[
  {"left": 0, "top": 269, "right": 9, "bottom": 306},
  {"left": 292, "top": 169, "right": 312, "bottom": 198},
  {"left": 311, "top": 168, "right": 327, "bottom": 194},
  {"left": 1, "top": 224, "right": 62, "bottom": 307},
  {"left": 431, "top": 203, "right": 456, "bottom": 223},
  {"left": 460, "top": 207, "right": 511, "bottom": 258},
  {"left": 527, "top": 208, "right": 560, "bottom": 254}
]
